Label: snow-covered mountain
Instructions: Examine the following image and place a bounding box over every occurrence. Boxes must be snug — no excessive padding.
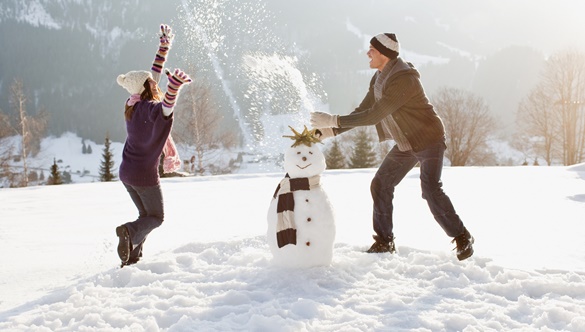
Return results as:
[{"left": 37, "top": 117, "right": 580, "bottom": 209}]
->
[
  {"left": 0, "top": 0, "right": 173, "bottom": 142},
  {"left": 1, "top": 0, "right": 584, "bottom": 144}
]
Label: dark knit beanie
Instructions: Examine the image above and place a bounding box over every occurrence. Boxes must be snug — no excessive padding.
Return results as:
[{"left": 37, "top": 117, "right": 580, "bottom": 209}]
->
[{"left": 370, "top": 33, "right": 400, "bottom": 59}]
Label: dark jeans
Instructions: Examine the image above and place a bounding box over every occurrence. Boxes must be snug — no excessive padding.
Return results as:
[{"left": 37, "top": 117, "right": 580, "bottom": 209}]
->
[
  {"left": 122, "top": 182, "right": 165, "bottom": 260},
  {"left": 370, "top": 142, "right": 465, "bottom": 242}
]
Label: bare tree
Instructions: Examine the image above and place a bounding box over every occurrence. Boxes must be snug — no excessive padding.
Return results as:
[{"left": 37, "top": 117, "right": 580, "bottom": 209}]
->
[
  {"left": 173, "top": 72, "right": 238, "bottom": 175},
  {"left": 516, "top": 50, "right": 585, "bottom": 165},
  {"left": 9, "top": 79, "right": 30, "bottom": 186},
  {"left": 7, "top": 79, "right": 49, "bottom": 187},
  {"left": 515, "top": 86, "right": 557, "bottom": 165},
  {"left": 25, "top": 107, "right": 48, "bottom": 157},
  {"left": 432, "top": 87, "right": 497, "bottom": 166},
  {"left": 546, "top": 50, "right": 585, "bottom": 165}
]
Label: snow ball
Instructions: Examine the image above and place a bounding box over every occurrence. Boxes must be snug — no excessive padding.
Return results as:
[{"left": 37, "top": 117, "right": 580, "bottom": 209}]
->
[{"left": 290, "top": 298, "right": 320, "bottom": 318}]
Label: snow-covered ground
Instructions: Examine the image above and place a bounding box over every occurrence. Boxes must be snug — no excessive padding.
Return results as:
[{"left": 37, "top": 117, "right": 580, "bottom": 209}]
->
[{"left": 1, "top": 134, "right": 585, "bottom": 331}]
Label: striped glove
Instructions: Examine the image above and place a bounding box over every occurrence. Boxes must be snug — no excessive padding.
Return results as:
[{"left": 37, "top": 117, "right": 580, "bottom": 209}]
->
[
  {"left": 151, "top": 24, "right": 174, "bottom": 74},
  {"left": 162, "top": 69, "right": 192, "bottom": 108}
]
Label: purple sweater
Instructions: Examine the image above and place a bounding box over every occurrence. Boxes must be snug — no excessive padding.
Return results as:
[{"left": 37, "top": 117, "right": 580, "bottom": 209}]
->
[{"left": 119, "top": 100, "right": 173, "bottom": 187}]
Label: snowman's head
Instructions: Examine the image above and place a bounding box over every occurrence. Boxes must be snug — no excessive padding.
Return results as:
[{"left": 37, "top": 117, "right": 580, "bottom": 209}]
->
[{"left": 283, "top": 126, "right": 326, "bottom": 178}]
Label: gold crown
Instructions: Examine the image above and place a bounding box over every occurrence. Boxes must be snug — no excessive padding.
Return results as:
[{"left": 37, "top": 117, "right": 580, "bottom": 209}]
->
[{"left": 283, "top": 125, "right": 322, "bottom": 147}]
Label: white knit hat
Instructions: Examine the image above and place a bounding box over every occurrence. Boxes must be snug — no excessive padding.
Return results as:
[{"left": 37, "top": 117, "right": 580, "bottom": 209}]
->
[{"left": 116, "top": 70, "right": 153, "bottom": 95}]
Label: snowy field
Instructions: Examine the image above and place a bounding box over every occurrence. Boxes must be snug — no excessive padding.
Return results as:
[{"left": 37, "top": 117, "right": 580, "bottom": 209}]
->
[{"left": 1, "top": 135, "right": 585, "bottom": 331}]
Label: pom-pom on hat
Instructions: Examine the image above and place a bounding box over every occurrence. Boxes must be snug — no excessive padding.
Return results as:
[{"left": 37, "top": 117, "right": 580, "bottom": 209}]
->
[
  {"left": 370, "top": 33, "right": 400, "bottom": 59},
  {"left": 116, "top": 70, "right": 153, "bottom": 95}
]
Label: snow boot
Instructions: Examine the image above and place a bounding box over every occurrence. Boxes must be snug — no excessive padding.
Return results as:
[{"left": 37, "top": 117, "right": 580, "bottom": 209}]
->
[
  {"left": 120, "top": 256, "right": 140, "bottom": 268},
  {"left": 452, "top": 228, "right": 474, "bottom": 261},
  {"left": 366, "top": 235, "right": 396, "bottom": 253},
  {"left": 116, "top": 225, "right": 131, "bottom": 263}
]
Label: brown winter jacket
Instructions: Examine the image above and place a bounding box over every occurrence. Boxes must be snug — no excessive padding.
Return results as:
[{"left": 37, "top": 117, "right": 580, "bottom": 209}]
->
[{"left": 336, "top": 57, "right": 445, "bottom": 152}]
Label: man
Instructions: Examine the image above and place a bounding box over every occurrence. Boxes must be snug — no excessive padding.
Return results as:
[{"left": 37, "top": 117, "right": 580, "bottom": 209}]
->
[{"left": 310, "top": 33, "right": 474, "bottom": 260}]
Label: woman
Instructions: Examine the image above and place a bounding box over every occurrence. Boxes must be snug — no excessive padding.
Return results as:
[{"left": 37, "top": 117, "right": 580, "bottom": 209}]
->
[{"left": 115, "top": 24, "right": 191, "bottom": 267}]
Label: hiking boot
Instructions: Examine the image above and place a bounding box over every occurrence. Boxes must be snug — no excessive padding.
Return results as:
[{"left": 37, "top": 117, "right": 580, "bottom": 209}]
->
[
  {"left": 452, "top": 228, "right": 474, "bottom": 261},
  {"left": 116, "top": 225, "right": 131, "bottom": 263},
  {"left": 366, "top": 235, "right": 396, "bottom": 253}
]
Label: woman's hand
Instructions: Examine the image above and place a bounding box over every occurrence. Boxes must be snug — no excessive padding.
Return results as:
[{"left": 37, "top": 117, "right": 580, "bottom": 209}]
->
[
  {"left": 162, "top": 69, "right": 192, "bottom": 109},
  {"left": 159, "top": 24, "right": 174, "bottom": 48}
]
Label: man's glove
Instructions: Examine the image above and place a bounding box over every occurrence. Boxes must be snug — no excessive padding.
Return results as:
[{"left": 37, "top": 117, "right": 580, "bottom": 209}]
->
[
  {"left": 315, "top": 128, "right": 335, "bottom": 140},
  {"left": 162, "top": 69, "right": 192, "bottom": 108},
  {"left": 310, "top": 111, "right": 339, "bottom": 128}
]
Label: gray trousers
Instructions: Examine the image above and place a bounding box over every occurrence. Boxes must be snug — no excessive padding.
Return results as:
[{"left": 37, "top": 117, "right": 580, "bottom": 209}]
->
[{"left": 122, "top": 182, "right": 165, "bottom": 260}]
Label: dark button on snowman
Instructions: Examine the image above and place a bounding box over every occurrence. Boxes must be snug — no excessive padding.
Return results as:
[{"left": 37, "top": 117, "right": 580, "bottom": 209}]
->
[{"left": 267, "top": 126, "right": 336, "bottom": 267}]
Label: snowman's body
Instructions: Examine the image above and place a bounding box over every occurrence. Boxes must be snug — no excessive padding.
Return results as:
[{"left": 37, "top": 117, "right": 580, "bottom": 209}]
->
[{"left": 267, "top": 133, "right": 336, "bottom": 267}]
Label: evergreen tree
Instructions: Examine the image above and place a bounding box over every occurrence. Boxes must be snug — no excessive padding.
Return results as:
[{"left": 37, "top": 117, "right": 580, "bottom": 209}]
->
[
  {"left": 87, "top": 144, "right": 93, "bottom": 154},
  {"left": 82, "top": 140, "right": 87, "bottom": 154},
  {"left": 99, "top": 134, "right": 116, "bottom": 182},
  {"left": 325, "top": 139, "right": 346, "bottom": 169},
  {"left": 47, "top": 158, "right": 63, "bottom": 185},
  {"left": 348, "top": 128, "right": 378, "bottom": 169}
]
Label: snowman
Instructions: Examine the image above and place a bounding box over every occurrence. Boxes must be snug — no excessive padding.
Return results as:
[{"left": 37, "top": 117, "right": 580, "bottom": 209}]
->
[{"left": 267, "top": 126, "right": 336, "bottom": 267}]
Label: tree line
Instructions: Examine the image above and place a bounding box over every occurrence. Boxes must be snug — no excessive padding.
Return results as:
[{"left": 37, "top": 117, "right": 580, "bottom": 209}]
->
[
  {"left": 2, "top": 49, "right": 585, "bottom": 187},
  {"left": 325, "top": 49, "right": 585, "bottom": 169}
]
